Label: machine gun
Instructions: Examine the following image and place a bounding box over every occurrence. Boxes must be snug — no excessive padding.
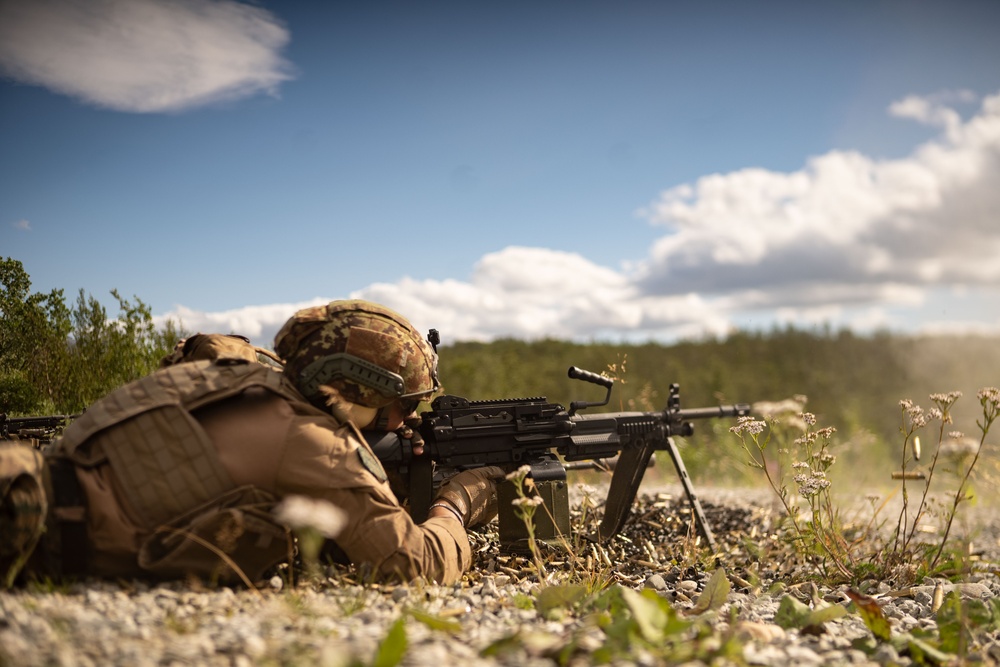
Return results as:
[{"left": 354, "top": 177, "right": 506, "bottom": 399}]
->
[
  {"left": 368, "top": 366, "right": 750, "bottom": 551},
  {"left": 0, "top": 413, "right": 79, "bottom": 446}
]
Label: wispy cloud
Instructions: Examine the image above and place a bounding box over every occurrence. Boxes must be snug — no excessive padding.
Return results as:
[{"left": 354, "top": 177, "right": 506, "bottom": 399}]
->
[
  {"left": 0, "top": 0, "right": 294, "bottom": 113},
  {"left": 160, "top": 90, "right": 1000, "bottom": 347},
  {"left": 888, "top": 89, "right": 978, "bottom": 131},
  {"left": 12, "top": 219, "right": 32, "bottom": 231}
]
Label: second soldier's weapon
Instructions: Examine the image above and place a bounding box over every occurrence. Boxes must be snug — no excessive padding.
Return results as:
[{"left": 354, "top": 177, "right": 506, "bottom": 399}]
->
[
  {"left": 368, "top": 366, "right": 750, "bottom": 552},
  {"left": 0, "top": 413, "right": 79, "bottom": 446}
]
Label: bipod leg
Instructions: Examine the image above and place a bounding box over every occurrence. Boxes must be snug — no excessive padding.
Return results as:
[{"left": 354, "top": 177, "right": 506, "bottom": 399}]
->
[{"left": 663, "top": 435, "right": 716, "bottom": 551}]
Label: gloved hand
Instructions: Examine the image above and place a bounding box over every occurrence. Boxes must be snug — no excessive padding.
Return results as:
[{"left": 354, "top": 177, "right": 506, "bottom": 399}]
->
[{"left": 433, "top": 466, "right": 505, "bottom": 527}]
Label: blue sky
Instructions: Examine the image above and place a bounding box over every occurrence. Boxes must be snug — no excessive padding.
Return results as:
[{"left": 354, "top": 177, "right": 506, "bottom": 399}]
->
[{"left": 2, "top": 0, "right": 999, "bottom": 348}]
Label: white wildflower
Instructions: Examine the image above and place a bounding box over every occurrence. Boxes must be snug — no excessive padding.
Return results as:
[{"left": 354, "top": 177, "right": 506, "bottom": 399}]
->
[
  {"left": 273, "top": 495, "right": 347, "bottom": 539},
  {"left": 979, "top": 387, "right": 1000, "bottom": 406},
  {"left": 506, "top": 465, "right": 532, "bottom": 481},
  {"left": 730, "top": 416, "right": 766, "bottom": 436},
  {"left": 939, "top": 436, "right": 979, "bottom": 460},
  {"left": 930, "top": 391, "right": 962, "bottom": 404},
  {"left": 907, "top": 405, "right": 928, "bottom": 429}
]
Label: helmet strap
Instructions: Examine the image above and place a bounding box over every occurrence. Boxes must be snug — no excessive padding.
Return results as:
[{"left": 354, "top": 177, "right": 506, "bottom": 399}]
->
[{"left": 372, "top": 405, "right": 392, "bottom": 431}]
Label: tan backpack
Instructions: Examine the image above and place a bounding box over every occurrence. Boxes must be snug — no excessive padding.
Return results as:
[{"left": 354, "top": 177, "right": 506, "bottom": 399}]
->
[{"left": 55, "top": 359, "right": 317, "bottom": 583}]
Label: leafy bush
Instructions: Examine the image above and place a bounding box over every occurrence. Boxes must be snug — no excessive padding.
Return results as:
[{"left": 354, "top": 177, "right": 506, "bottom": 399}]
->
[{"left": 1, "top": 257, "right": 183, "bottom": 414}]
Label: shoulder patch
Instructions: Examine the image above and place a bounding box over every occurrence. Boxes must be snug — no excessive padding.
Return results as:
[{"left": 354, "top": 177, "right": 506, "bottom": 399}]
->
[{"left": 357, "top": 445, "right": 388, "bottom": 483}]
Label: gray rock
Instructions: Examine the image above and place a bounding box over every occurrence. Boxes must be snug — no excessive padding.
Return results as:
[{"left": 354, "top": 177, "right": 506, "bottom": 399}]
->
[{"left": 643, "top": 574, "right": 667, "bottom": 591}]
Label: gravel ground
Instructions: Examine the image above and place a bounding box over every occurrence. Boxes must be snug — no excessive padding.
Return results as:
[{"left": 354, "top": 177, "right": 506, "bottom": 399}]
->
[{"left": 2, "top": 484, "right": 998, "bottom": 667}]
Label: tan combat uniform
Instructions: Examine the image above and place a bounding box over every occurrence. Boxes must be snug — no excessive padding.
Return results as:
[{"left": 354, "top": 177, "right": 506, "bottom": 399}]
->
[{"left": 39, "top": 358, "right": 469, "bottom": 584}]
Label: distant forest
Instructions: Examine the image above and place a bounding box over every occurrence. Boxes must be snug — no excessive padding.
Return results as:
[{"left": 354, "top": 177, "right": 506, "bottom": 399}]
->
[{"left": 436, "top": 330, "right": 1000, "bottom": 485}]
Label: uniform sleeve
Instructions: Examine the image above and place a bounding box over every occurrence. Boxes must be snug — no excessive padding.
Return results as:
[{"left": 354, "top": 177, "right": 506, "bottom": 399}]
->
[{"left": 275, "top": 415, "right": 471, "bottom": 584}]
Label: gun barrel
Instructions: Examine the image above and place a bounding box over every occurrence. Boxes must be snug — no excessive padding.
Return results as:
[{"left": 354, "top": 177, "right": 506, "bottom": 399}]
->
[{"left": 677, "top": 403, "right": 751, "bottom": 420}]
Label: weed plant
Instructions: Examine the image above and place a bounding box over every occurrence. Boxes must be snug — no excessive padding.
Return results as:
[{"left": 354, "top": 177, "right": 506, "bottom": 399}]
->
[
  {"left": 504, "top": 465, "right": 548, "bottom": 579},
  {"left": 729, "top": 386, "right": 1000, "bottom": 586}
]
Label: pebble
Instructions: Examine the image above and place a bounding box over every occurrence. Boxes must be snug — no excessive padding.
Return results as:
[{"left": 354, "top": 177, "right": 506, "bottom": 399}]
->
[
  {"left": 6, "top": 563, "right": 996, "bottom": 667},
  {"left": 0, "top": 574, "right": 1000, "bottom": 667},
  {"left": 677, "top": 579, "right": 699, "bottom": 594},
  {"left": 2, "top": 486, "right": 999, "bottom": 667},
  {"left": 643, "top": 573, "right": 667, "bottom": 590}
]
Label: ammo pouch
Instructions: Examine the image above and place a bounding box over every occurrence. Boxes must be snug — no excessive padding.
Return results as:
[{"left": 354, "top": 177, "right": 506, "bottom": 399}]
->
[
  {"left": 0, "top": 443, "right": 49, "bottom": 587},
  {"left": 138, "top": 485, "right": 289, "bottom": 584}
]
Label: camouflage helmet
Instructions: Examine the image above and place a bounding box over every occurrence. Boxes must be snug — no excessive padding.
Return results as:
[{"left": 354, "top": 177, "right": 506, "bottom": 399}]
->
[
  {"left": 274, "top": 300, "right": 440, "bottom": 410},
  {"left": 159, "top": 333, "right": 260, "bottom": 368}
]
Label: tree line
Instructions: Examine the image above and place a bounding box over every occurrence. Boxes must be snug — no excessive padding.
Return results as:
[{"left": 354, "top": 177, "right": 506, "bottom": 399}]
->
[
  {"left": 4, "top": 256, "right": 996, "bottom": 482},
  {"left": 436, "top": 330, "right": 999, "bottom": 484}
]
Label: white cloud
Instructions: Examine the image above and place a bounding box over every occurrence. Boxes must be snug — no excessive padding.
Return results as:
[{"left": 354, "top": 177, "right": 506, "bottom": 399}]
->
[
  {"left": 888, "top": 89, "right": 978, "bottom": 133},
  {"left": 154, "top": 298, "right": 328, "bottom": 349},
  {"left": 351, "top": 246, "right": 731, "bottom": 343},
  {"left": 158, "top": 89, "right": 1000, "bottom": 346},
  {"left": 0, "top": 0, "right": 294, "bottom": 113},
  {"left": 352, "top": 92, "right": 1000, "bottom": 342},
  {"left": 636, "top": 90, "right": 1000, "bottom": 302},
  {"left": 12, "top": 219, "right": 31, "bottom": 231}
]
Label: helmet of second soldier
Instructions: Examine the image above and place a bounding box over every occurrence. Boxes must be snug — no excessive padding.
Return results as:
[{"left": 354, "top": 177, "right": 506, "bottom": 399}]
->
[
  {"left": 274, "top": 300, "right": 439, "bottom": 410},
  {"left": 159, "top": 333, "right": 260, "bottom": 368}
]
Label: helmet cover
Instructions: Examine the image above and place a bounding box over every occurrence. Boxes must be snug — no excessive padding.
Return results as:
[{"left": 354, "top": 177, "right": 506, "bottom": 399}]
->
[
  {"left": 159, "top": 333, "right": 260, "bottom": 368},
  {"left": 274, "top": 300, "right": 439, "bottom": 409}
]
